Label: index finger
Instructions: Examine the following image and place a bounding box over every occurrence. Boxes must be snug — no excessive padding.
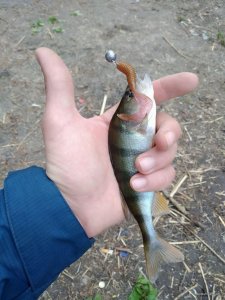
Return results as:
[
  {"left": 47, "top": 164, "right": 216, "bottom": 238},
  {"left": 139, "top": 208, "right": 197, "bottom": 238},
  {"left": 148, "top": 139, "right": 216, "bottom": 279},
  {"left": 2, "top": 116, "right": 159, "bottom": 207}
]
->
[
  {"left": 153, "top": 72, "right": 199, "bottom": 105},
  {"left": 103, "top": 72, "right": 199, "bottom": 124}
]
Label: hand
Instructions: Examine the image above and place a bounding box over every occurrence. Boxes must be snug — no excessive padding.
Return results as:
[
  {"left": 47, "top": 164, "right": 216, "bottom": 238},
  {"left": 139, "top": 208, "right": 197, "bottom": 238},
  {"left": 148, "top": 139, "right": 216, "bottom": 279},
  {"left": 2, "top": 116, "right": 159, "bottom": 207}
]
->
[{"left": 36, "top": 48, "right": 198, "bottom": 238}]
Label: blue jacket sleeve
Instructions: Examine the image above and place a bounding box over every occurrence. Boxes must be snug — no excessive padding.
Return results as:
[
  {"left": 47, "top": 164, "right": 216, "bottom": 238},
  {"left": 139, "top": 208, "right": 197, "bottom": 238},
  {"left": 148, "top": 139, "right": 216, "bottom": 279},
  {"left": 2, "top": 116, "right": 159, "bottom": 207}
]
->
[{"left": 0, "top": 166, "right": 94, "bottom": 300}]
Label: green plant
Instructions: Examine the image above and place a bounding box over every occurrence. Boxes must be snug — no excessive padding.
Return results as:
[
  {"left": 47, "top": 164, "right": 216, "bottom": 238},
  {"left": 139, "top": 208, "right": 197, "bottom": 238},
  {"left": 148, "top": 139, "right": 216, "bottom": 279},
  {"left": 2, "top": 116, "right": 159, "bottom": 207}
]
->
[
  {"left": 31, "top": 19, "right": 44, "bottom": 34},
  {"left": 52, "top": 27, "right": 63, "bottom": 33},
  {"left": 85, "top": 293, "right": 102, "bottom": 300},
  {"left": 217, "top": 31, "right": 225, "bottom": 47},
  {"left": 70, "top": 10, "right": 82, "bottom": 16},
  {"left": 31, "top": 16, "right": 63, "bottom": 34},
  {"left": 128, "top": 276, "right": 158, "bottom": 300},
  {"left": 48, "top": 16, "right": 59, "bottom": 24},
  {"left": 177, "top": 16, "right": 186, "bottom": 23}
]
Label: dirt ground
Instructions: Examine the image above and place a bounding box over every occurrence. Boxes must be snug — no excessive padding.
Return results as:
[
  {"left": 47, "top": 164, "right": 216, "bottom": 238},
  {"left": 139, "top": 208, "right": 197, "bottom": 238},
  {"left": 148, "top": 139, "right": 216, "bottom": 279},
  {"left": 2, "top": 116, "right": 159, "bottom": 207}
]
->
[{"left": 1, "top": 0, "right": 225, "bottom": 299}]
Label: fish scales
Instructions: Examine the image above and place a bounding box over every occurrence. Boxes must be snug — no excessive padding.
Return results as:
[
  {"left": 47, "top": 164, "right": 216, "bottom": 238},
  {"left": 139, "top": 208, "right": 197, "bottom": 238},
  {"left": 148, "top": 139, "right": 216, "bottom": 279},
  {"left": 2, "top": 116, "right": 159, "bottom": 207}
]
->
[
  {"left": 109, "top": 85, "right": 156, "bottom": 241},
  {"left": 108, "top": 60, "right": 184, "bottom": 282}
]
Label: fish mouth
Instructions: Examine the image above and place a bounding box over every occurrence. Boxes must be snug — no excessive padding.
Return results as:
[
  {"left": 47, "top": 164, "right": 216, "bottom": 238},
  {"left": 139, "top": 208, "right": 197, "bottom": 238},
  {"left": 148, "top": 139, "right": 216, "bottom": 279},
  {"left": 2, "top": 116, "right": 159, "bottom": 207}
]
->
[{"left": 124, "top": 88, "right": 134, "bottom": 98}]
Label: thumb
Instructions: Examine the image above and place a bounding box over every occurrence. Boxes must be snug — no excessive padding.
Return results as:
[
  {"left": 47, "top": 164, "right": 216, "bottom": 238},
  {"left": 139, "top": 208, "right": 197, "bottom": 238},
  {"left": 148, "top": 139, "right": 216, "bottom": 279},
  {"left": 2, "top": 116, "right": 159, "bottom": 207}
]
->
[{"left": 35, "top": 47, "right": 79, "bottom": 123}]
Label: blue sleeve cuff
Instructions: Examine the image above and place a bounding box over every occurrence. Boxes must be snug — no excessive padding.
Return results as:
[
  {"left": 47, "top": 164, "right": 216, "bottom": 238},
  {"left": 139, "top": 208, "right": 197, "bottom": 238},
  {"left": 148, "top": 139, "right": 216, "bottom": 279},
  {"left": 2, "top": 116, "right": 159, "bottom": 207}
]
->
[{"left": 4, "top": 166, "right": 94, "bottom": 298}]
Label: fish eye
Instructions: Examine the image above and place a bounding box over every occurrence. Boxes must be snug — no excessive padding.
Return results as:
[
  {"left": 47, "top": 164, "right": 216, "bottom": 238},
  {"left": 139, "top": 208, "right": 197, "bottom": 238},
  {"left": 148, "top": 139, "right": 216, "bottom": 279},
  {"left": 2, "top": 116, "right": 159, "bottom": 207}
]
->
[{"left": 129, "top": 91, "right": 133, "bottom": 98}]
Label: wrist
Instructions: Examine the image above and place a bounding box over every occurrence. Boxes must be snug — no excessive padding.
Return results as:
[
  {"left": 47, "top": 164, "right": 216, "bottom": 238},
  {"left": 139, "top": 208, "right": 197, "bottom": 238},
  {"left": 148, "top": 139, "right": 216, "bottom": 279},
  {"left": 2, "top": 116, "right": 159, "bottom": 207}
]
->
[{"left": 58, "top": 190, "right": 124, "bottom": 238}]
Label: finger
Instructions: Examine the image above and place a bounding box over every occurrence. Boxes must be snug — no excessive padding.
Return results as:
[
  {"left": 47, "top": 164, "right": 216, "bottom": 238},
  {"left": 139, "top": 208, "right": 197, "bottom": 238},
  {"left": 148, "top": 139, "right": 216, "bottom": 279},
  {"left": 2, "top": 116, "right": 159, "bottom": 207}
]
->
[
  {"left": 101, "top": 103, "right": 119, "bottom": 125},
  {"left": 153, "top": 72, "right": 199, "bottom": 105},
  {"left": 103, "top": 72, "right": 199, "bottom": 124},
  {"left": 154, "top": 112, "right": 182, "bottom": 151},
  {"left": 35, "top": 47, "right": 78, "bottom": 119},
  {"left": 135, "top": 143, "right": 177, "bottom": 175},
  {"left": 130, "top": 165, "right": 176, "bottom": 192}
]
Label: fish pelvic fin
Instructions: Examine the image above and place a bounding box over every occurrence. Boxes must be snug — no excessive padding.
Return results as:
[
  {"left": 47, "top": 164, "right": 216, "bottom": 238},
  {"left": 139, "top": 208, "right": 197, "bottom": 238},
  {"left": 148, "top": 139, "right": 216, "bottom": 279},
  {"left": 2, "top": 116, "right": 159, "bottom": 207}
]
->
[
  {"left": 152, "top": 192, "right": 170, "bottom": 217},
  {"left": 144, "top": 236, "right": 184, "bottom": 283}
]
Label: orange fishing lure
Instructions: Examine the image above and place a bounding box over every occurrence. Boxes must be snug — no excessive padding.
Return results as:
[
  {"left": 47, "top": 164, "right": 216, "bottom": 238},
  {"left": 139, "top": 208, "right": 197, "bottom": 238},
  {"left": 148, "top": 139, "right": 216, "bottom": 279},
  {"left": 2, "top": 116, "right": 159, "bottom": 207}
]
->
[{"left": 116, "top": 62, "right": 136, "bottom": 92}]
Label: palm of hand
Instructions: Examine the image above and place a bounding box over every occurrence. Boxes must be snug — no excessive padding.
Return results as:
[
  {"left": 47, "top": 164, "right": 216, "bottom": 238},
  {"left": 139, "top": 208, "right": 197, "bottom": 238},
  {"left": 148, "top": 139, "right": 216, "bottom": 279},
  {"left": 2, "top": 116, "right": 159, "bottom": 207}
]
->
[{"left": 44, "top": 112, "right": 124, "bottom": 237}]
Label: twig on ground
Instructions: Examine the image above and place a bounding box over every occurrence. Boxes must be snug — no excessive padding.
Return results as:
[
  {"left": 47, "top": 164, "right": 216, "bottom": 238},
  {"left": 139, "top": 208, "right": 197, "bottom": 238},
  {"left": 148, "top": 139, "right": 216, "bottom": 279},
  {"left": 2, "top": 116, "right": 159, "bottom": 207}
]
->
[
  {"left": 170, "top": 240, "right": 200, "bottom": 245},
  {"left": 182, "top": 261, "right": 191, "bottom": 273},
  {"left": 215, "top": 277, "right": 225, "bottom": 284},
  {"left": 184, "top": 125, "right": 192, "bottom": 141},
  {"left": 170, "top": 174, "right": 188, "bottom": 198},
  {"left": 162, "top": 193, "right": 188, "bottom": 218},
  {"left": 46, "top": 27, "right": 54, "bottom": 39},
  {"left": 163, "top": 174, "right": 189, "bottom": 215},
  {"left": 184, "top": 226, "right": 225, "bottom": 265},
  {"left": 199, "top": 262, "right": 210, "bottom": 300},
  {"left": 62, "top": 269, "right": 75, "bottom": 280},
  {"left": 171, "top": 208, "right": 206, "bottom": 229},
  {"left": 163, "top": 36, "right": 189, "bottom": 59},
  {"left": 163, "top": 174, "right": 206, "bottom": 228},
  {"left": 174, "top": 283, "right": 198, "bottom": 300},
  {"left": 218, "top": 215, "right": 225, "bottom": 228},
  {"left": 16, "top": 119, "right": 41, "bottom": 151},
  {"left": 15, "top": 36, "right": 26, "bottom": 48}
]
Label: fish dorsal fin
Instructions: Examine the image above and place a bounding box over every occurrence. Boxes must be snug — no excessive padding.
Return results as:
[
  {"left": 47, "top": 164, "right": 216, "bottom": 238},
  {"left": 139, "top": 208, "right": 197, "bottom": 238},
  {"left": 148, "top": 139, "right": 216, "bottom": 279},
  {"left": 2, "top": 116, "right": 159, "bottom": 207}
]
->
[{"left": 152, "top": 192, "right": 170, "bottom": 217}]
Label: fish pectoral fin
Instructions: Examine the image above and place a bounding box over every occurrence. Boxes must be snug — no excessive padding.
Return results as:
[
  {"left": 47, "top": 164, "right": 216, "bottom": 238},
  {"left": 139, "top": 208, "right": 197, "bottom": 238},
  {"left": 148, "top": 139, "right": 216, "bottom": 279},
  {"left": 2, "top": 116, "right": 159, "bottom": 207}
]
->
[
  {"left": 144, "top": 236, "right": 184, "bottom": 283},
  {"left": 120, "top": 192, "right": 130, "bottom": 220},
  {"left": 152, "top": 192, "right": 170, "bottom": 217},
  {"left": 117, "top": 112, "right": 146, "bottom": 123}
]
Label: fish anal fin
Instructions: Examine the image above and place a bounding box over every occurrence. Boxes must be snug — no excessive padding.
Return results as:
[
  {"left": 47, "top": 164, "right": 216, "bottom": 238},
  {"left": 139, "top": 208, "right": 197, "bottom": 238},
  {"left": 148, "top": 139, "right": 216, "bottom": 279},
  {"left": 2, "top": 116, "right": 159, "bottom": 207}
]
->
[
  {"left": 152, "top": 192, "right": 170, "bottom": 217},
  {"left": 144, "top": 236, "right": 184, "bottom": 283}
]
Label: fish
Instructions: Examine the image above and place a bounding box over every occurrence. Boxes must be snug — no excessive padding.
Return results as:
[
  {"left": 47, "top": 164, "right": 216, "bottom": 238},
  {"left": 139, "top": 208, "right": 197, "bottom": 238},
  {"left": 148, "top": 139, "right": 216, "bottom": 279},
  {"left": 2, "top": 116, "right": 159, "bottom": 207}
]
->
[{"left": 108, "top": 61, "right": 184, "bottom": 282}]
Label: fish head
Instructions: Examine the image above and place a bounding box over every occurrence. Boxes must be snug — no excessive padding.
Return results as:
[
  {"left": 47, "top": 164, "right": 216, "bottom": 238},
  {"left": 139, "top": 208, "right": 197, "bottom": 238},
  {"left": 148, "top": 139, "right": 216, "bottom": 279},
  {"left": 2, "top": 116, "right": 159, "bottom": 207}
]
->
[{"left": 116, "top": 74, "right": 156, "bottom": 135}]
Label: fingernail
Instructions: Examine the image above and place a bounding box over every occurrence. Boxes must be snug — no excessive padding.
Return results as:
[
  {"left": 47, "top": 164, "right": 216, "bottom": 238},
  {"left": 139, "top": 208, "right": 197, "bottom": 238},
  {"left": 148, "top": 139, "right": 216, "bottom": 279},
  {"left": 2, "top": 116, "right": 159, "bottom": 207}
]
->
[
  {"left": 139, "top": 157, "right": 155, "bottom": 172},
  {"left": 166, "top": 131, "right": 175, "bottom": 146},
  {"left": 131, "top": 177, "right": 146, "bottom": 190}
]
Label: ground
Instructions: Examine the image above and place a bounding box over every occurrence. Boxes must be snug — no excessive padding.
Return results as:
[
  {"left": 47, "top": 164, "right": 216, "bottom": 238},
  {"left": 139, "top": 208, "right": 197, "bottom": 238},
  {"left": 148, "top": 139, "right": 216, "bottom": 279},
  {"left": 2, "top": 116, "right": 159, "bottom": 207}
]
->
[{"left": 0, "top": 0, "right": 225, "bottom": 299}]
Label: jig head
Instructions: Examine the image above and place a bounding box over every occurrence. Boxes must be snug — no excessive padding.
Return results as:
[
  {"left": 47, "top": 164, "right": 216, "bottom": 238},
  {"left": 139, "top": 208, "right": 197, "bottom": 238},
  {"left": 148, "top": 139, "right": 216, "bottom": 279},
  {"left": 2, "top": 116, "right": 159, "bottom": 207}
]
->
[{"left": 105, "top": 50, "right": 136, "bottom": 92}]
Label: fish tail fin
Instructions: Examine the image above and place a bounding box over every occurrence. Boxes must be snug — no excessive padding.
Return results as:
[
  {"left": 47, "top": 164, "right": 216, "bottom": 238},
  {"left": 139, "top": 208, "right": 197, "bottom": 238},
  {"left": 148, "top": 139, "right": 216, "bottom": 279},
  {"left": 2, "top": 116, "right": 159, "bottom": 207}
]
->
[{"left": 144, "top": 236, "right": 184, "bottom": 283}]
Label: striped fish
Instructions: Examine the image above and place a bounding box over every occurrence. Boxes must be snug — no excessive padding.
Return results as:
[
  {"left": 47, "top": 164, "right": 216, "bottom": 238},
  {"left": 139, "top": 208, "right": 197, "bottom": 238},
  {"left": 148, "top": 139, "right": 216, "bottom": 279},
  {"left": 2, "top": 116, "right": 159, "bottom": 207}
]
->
[{"left": 108, "top": 62, "right": 184, "bottom": 282}]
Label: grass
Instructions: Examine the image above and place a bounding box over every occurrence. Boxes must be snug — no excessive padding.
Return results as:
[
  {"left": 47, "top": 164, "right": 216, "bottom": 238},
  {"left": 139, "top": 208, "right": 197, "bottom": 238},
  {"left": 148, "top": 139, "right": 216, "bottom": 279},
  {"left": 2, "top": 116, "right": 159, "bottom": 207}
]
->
[{"left": 217, "top": 31, "right": 225, "bottom": 47}]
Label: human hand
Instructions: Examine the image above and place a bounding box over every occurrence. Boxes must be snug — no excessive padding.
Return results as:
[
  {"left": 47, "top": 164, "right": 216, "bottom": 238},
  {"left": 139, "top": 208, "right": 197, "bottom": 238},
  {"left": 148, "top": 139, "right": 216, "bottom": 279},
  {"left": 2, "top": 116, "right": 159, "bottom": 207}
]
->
[{"left": 35, "top": 48, "right": 198, "bottom": 238}]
